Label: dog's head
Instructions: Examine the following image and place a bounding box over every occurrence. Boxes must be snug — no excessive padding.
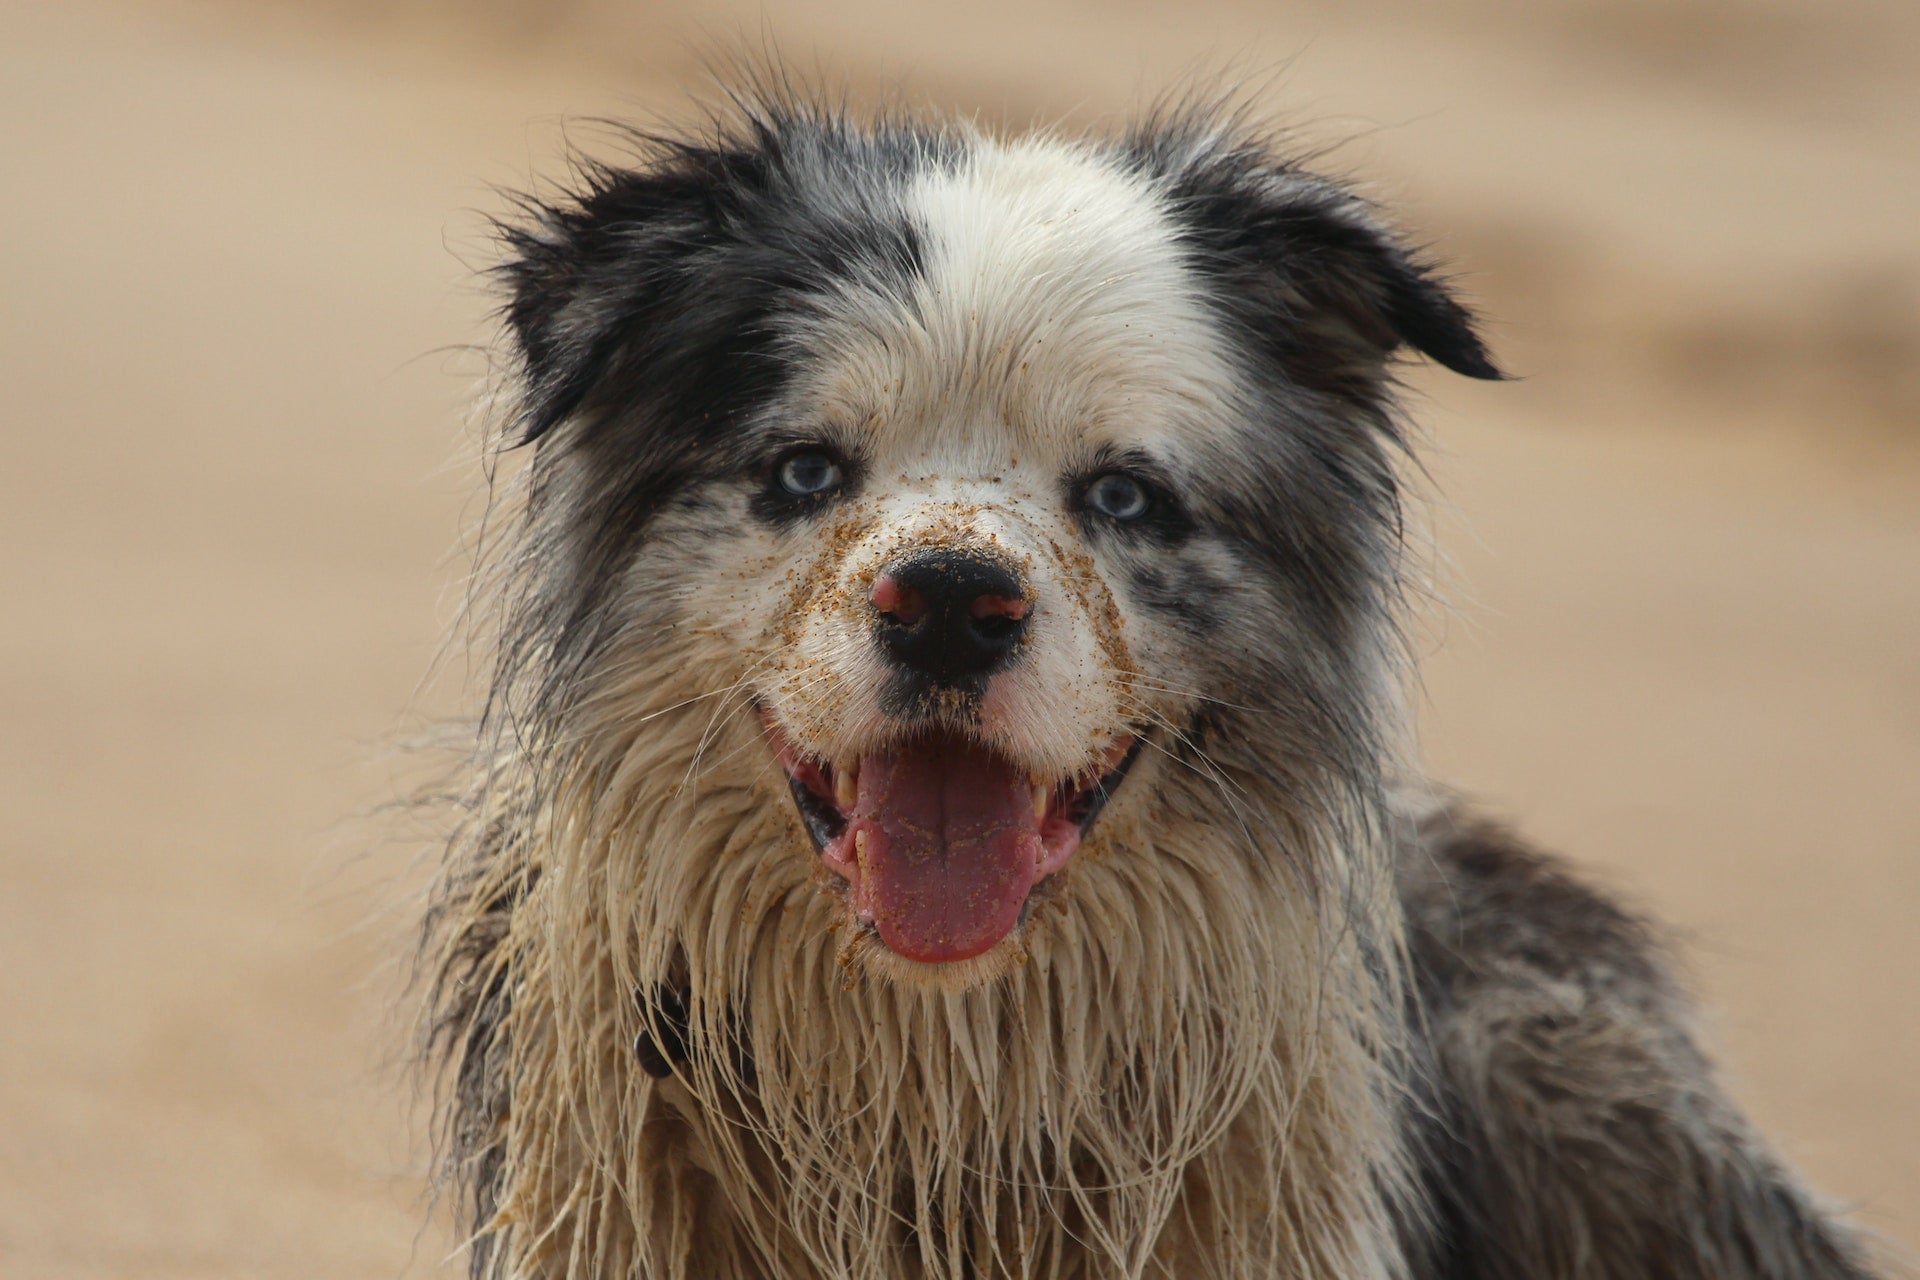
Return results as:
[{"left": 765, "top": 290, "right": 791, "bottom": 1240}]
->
[{"left": 489, "top": 104, "right": 1498, "bottom": 984}]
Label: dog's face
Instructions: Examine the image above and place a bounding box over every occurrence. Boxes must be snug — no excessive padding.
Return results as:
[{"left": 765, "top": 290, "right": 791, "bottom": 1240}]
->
[{"left": 496, "top": 113, "right": 1497, "bottom": 982}]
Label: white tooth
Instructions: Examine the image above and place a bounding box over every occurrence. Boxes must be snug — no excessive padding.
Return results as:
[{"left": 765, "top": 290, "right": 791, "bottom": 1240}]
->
[
  {"left": 1032, "top": 782, "right": 1049, "bottom": 820},
  {"left": 854, "top": 829, "right": 870, "bottom": 869},
  {"left": 834, "top": 763, "right": 858, "bottom": 812}
]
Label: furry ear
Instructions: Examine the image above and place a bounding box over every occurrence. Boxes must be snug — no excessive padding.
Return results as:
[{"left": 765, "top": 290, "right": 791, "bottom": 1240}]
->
[
  {"left": 492, "top": 112, "right": 931, "bottom": 448},
  {"left": 495, "top": 150, "right": 748, "bottom": 445},
  {"left": 1271, "top": 189, "right": 1504, "bottom": 381},
  {"left": 1137, "top": 125, "right": 1504, "bottom": 387}
]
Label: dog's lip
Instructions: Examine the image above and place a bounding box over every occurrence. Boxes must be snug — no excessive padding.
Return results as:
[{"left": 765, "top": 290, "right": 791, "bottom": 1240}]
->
[{"left": 760, "top": 707, "right": 1145, "bottom": 954}]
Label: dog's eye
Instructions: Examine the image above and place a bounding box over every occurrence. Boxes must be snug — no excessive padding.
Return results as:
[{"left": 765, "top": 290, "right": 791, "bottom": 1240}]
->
[
  {"left": 775, "top": 449, "right": 844, "bottom": 498},
  {"left": 1084, "top": 472, "right": 1151, "bottom": 522}
]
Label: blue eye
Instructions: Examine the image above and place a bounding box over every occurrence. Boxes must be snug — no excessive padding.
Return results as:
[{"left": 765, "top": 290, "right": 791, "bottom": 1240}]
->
[
  {"left": 776, "top": 450, "right": 844, "bottom": 497},
  {"left": 1085, "top": 472, "right": 1151, "bottom": 521}
]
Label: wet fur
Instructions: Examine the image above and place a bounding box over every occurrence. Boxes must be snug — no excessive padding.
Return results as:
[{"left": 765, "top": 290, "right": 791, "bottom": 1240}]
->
[{"left": 418, "top": 92, "right": 1886, "bottom": 1279}]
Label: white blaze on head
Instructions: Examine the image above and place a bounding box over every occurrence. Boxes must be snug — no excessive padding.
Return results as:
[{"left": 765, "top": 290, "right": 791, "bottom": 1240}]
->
[{"left": 819, "top": 133, "right": 1242, "bottom": 463}]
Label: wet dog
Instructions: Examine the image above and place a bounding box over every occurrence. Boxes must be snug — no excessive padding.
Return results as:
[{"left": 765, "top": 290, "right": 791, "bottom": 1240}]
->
[{"left": 419, "top": 94, "right": 1883, "bottom": 1279}]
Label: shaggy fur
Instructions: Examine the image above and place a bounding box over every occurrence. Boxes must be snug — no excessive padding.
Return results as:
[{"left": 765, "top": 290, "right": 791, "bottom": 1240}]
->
[{"left": 418, "top": 91, "right": 1887, "bottom": 1280}]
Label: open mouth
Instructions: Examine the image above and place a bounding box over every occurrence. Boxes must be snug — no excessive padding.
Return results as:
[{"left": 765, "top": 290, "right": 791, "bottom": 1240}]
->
[{"left": 764, "top": 715, "right": 1143, "bottom": 964}]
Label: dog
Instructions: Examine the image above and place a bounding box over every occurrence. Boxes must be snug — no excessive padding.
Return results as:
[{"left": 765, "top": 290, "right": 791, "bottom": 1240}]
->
[{"left": 418, "top": 91, "right": 1886, "bottom": 1279}]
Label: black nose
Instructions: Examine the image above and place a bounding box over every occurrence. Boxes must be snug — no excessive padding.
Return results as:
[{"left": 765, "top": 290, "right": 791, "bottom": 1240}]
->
[{"left": 870, "top": 550, "right": 1031, "bottom": 685}]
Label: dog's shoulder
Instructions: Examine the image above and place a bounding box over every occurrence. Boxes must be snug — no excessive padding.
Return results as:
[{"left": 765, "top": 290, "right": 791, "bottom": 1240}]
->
[
  {"left": 1397, "top": 802, "right": 1677, "bottom": 1033},
  {"left": 1394, "top": 802, "right": 1885, "bottom": 1280}
]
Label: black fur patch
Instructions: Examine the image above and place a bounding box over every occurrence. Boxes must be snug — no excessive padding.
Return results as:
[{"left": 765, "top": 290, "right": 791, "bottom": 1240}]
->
[
  {"left": 500, "top": 113, "right": 943, "bottom": 450},
  {"left": 1128, "top": 565, "right": 1223, "bottom": 635},
  {"left": 492, "top": 111, "right": 950, "bottom": 717},
  {"left": 1119, "top": 120, "right": 1502, "bottom": 393},
  {"left": 632, "top": 982, "right": 693, "bottom": 1079}
]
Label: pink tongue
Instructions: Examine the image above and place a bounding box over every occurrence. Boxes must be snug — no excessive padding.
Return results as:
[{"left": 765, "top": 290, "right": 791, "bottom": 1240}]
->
[{"left": 846, "top": 736, "right": 1043, "bottom": 963}]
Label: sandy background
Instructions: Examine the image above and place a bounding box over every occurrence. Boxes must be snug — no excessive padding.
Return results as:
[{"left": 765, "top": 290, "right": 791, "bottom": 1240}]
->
[{"left": 1, "top": 0, "right": 1914, "bottom": 1275}]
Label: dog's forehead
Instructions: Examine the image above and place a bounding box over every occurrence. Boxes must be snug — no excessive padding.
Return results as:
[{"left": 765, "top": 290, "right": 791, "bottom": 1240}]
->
[{"left": 793, "top": 135, "right": 1243, "bottom": 465}]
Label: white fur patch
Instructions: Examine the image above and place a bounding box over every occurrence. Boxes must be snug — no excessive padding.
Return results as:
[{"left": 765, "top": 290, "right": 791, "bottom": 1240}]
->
[
  {"left": 897, "top": 134, "right": 1243, "bottom": 453},
  {"left": 800, "top": 133, "right": 1244, "bottom": 464}
]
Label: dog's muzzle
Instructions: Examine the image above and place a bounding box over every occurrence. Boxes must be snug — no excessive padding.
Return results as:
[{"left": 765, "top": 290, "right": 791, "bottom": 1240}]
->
[{"left": 764, "top": 543, "right": 1146, "bottom": 964}]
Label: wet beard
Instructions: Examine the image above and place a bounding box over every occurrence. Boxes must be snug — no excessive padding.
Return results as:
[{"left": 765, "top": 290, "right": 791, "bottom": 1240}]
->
[
  {"left": 516, "top": 709, "right": 1405, "bottom": 1280},
  {"left": 659, "top": 820, "right": 1390, "bottom": 1280}
]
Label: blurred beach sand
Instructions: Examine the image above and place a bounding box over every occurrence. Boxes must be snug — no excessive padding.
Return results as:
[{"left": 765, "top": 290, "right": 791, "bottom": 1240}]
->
[{"left": 0, "top": 0, "right": 1914, "bottom": 1274}]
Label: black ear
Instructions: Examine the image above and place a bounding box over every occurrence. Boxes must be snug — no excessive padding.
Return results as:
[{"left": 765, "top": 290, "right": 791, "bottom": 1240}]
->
[
  {"left": 496, "top": 209, "right": 621, "bottom": 446},
  {"left": 1274, "top": 192, "right": 1505, "bottom": 381},
  {"left": 1137, "top": 126, "right": 1504, "bottom": 386},
  {"left": 494, "top": 147, "right": 750, "bottom": 445},
  {"left": 493, "top": 113, "right": 933, "bottom": 449}
]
